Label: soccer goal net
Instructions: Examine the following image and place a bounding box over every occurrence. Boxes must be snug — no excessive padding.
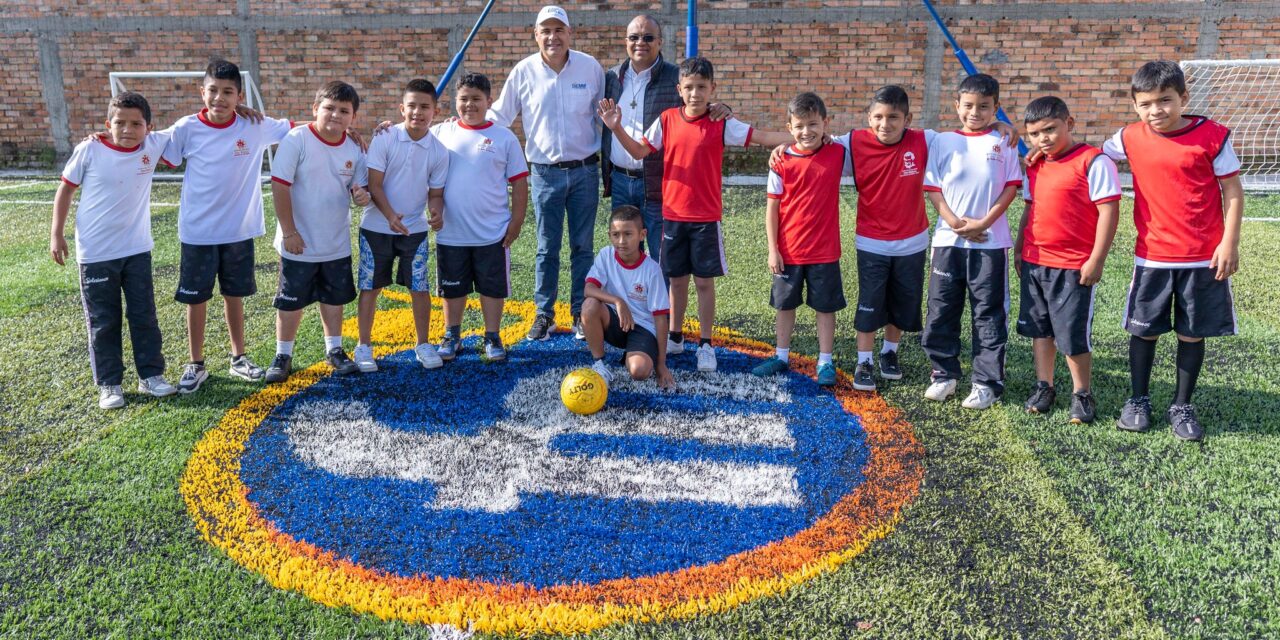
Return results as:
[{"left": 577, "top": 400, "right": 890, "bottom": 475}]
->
[
  {"left": 108, "top": 71, "right": 273, "bottom": 180},
  {"left": 1181, "top": 59, "right": 1280, "bottom": 191}
]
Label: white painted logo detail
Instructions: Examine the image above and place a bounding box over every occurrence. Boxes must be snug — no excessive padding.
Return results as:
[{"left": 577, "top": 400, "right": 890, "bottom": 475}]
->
[
  {"left": 84, "top": 276, "right": 109, "bottom": 284},
  {"left": 178, "top": 287, "right": 200, "bottom": 295}
]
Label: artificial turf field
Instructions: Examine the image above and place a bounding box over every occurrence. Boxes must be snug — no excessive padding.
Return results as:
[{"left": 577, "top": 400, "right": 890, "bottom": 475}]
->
[{"left": 0, "top": 178, "right": 1277, "bottom": 639}]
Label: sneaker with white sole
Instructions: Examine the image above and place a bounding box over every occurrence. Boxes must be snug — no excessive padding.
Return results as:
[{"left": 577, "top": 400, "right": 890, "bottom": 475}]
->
[
  {"left": 696, "top": 343, "right": 717, "bottom": 372},
  {"left": 177, "top": 362, "right": 208, "bottom": 395},
  {"left": 353, "top": 344, "right": 378, "bottom": 373},
  {"left": 137, "top": 375, "right": 178, "bottom": 397},
  {"left": 229, "top": 354, "right": 265, "bottom": 381},
  {"left": 852, "top": 361, "right": 876, "bottom": 391},
  {"left": 961, "top": 383, "right": 1000, "bottom": 410},
  {"left": 667, "top": 338, "right": 685, "bottom": 355},
  {"left": 590, "top": 359, "right": 615, "bottom": 385},
  {"left": 98, "top": 385, "right": 125, "bottom": 410},
  {"left": 572, "top": 315, "right": 585, "bottom": 340},
  {"left": 437, "top": 334, "right": 462, "bottom": 361},
  {"left": 483, "top": 338, "right": 506, "bottom": 362},
  {"left": 924, "top": 378, "right": 957, "bottom": 402},
  {"left": 415, "top": 343, "right": 444, "bottom": 369},
  {"left": 527, "top": 314, "right": 554, "bottom": 341}
]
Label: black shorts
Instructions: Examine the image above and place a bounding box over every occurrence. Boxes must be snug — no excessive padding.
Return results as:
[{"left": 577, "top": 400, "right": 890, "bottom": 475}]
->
[
  {"left": 661, "top": 220, "right": 726, "bottom": 279},
  {"left": 770, "top": 261, "right": 847, "bottom": 313},
  {"left": 1123, "top": 265, "right": 1236, "bottom": 338},
  {"left": 273, "top": 256, "right": 357, "bottom": 311},
  {"left": 1017, "top": 262, "right": 1095, "bottom": 356},
  {"left": 855, "top": 249, "right": 925, "bottom": 332},
  {"left": 358, "top": 229, "right": 430, "bottom": 292},
  {"left": 436, "top": 242, "right": 510, "bottom": 299},
  {"left": 604, "top": 304, "right": 661, "bottom": 363},
  {"left": 176, "top": 239, "right": 257, "bottom": 304}
]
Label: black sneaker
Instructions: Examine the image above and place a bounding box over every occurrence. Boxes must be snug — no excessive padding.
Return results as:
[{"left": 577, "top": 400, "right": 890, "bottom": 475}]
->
[
  {"left": 878, "top": 350, "right": 902, "bottom": 380},
  {"left": 1168, "top": 403, "right": 1204, "bottom": 441},
  {"left": 1024, "top": 381, "right": 1056, "bottom": 414},
  {"left": 1116, "top": 395, "right": 1153, "bottom": 432},
  {"left": 264, "top": 354, "right": 292, "bottom": 384},
  {"left": 1069, "top": 391, "right": 1096, "bottom": 424},
  {"left": 852, "top": 361, "right": 876, "bottom": 391},
  {"left": 326, "top": 347, "right": 359, "bottom": 376},
  {"left": 572, "top": 315, "right": 585, "bottom": 340},
  {"left": 527, "top": 313, "right": 554, "bottom": 341}
]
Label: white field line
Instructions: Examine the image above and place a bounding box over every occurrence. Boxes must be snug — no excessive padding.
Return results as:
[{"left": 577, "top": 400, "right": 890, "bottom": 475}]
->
[{"left": 0, "top": 181, "right": 41, "bottom": 191}]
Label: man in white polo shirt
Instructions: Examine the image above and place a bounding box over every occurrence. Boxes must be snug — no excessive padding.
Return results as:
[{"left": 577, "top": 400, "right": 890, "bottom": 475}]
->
[{"left": 488, "top": 5, "right": 605, "bottom": 341}]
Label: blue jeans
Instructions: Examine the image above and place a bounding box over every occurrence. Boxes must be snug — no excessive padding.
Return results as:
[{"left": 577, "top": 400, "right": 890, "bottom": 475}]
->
[
  {"left": 530, "top": 162, "right": 600, "bottom": 317},
  {"left": 610, "top": 169, "right": 665, "bottom": 260}
]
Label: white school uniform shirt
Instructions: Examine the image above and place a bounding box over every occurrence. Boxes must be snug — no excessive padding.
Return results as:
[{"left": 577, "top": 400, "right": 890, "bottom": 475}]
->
[
  {"left": 431, "top": 120, "right": 530, "bottom": 247},
  {"left": 924, "top": 129, "right": 1023, "bottom": 250},
  {"left": 487, "top": 49, "right": 605, "bottom": 164},
  {"left": 269, "top": 124, "right": 368, "bottom": 263},
  {"left": 585, "top": 246, "right": 670, "bottom": 336},
  {"left": 360, "top": 123, "right": 450, "bottom": 235},
  {"left": 610, "top": 64, "right": 651, "bottom": 170},
  {"left": 160, "top": 110, "right": 293, "bottom": 245},
  {"left": 60, "top": 132, "right": 171, "bottom": 263}
]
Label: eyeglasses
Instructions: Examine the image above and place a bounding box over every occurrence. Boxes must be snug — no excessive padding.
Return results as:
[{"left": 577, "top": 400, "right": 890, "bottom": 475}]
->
[{"left": 626, "top": 34, "right": 657, "bottom": 43}]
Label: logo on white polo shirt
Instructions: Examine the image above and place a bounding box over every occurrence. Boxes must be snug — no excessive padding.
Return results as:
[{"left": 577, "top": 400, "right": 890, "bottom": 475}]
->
[
  {"left": 341, "top": 159, "right": 355, "bottom": 177},
  {"left": 234, "top": 138, "right": 252, "bottom": 157},
  {"left": 571, "top": 83, "right": 589, "bottom": 90},
  {"left": 84, "top": 276, "right": 109, "bottom": 285}
]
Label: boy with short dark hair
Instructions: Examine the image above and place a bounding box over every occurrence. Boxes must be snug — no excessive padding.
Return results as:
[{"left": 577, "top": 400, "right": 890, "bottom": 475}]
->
[
  {"left": 264, "top": 81, "right": 371, "bottom": 383},
  {"left": 1014, "top": 96, "right": 1122, "bottom": 423},
  {"left": 751, "top": 92, "right": 848, "bottom": 387},
  {"left": 1103, "top": 60, "right": 1244, "bottom": 441},
  {"left": 598, "top": 56, "right": 790, "bottom": 373},
  {"left": 921, "top": 73, "right": 1022, "bottom": 409},
  {"left": 583, "top": 205, "right": 674, "bottom": 389},
  {"left": 161, "top": 58, "right": 294, "bottom": 394},
  {"left": 432, "top": 73, "right": 530, "bottom": 362},
  {"left": 51, "top": 92, "right": 177, "bottom": 409},
  {"left": 354, "top": 78, "right": 449, "bottom": 372}
]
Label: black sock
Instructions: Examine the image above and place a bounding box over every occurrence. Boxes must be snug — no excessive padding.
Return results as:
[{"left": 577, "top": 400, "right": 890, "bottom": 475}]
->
[
  {"left": 1175, "top": 339, "right": 1205, "bottom": 405},
  {"left": 192, "top": 360, "right": 205, "bottom": 367},
  {"left": 700, "top": 337, "right": 712, "bottom": 347},
  {"left": 1129, "top": 335, "right": 1157, "bottom": 398},
  {"left": 231, "top": 353, "right": 244, "bottom": 360},
  {"left": 670, "top": 332, "right": 684, "bottom": 343},
  {"left": 446, "top": 324, "right": 461, "bottom": 338},
  {"left": 484, "top": 331, "right": 501, "bottom": 344}
]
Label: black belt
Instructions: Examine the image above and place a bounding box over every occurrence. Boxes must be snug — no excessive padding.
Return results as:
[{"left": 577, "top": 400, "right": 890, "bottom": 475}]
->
[
  {"left": 612, "top": 166, "right": 644, "bottom": 179},
  {"left": 537, "top": 153, "right": 599, "bottom": 169}
]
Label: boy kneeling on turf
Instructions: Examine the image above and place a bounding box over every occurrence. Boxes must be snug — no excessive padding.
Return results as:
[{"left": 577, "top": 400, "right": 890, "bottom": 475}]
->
[
  {"left": 51, "top": 92, "right": 177, "bottom": 409},
  {"left": 583, "top": 205, "right": 675, "bottom": 389},
  {"left": 752, "top": 92, "right": 849, "bottom": 387},
  {"left": 1014, "top": 96, "right": 1121, "bottom": 423},
  {"left": 266, "top": 81, "right": 371, "bottom": 383}
]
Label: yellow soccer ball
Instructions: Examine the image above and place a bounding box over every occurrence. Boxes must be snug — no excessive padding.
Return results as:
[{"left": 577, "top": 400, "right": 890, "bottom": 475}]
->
[{"left": 561, "top": 368, "right": 608, "bottom": 416}]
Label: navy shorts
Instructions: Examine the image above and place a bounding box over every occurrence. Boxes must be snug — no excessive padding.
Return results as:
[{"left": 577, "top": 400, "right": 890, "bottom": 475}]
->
[
  {"left": 769, "top": 261, "right": 847, "bottom": 313},
  {"left": 1123, "top": 265, "right": 1236, "bottom": 338},
  {"left": 1017, "top": 262, "right": 1095, "bottom": 356},
  {"left": 604, "top": 304, "right": 661, "bottom": 363},
  {"left": 358, "top": 229, "right": 430, "bottom": 292},
  {"left": 436, "top": 242, "right": 511, "bottom": 299},
  {"left": 854, "top": 249, "right": 925, "bottom": 332},
  {"left": 661, "top": 220, "right": 726, "bottom": 279},
  {"left": 273, "top": 256, "right": 357, "bottom": 311},
  {"left": 176, "top": 239, "right": 257, "bottom": 304}
]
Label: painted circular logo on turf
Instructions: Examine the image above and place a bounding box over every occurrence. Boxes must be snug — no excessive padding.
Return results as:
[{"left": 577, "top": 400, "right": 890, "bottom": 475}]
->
[{"left": 182, "top": 294, "right": 923, "bottom": 635}]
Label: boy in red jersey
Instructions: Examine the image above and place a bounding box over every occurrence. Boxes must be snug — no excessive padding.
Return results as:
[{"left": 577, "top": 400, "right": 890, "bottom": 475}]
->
[
  {"left": 598, "top": 56, "right": 790, "bottom": 373},
  {"left": 1103, "top": 61, "right": 1244, "bottom": 441},
  {"left": 1014, "top": 96, "right": 1121, "bottom": 424},
  {"left": 749, "top": 92, "right": 849, "bottom": 387}
]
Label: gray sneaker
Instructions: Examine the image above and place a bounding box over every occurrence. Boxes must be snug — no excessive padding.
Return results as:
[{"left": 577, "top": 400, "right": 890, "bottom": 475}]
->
[
  {"left": 437, "top": 334, "right": 462, "bottom": 361},
  {"left": 483, "top": 338, "right": 507, "bottom": 362},
  {"left": 177, "top": 363, "right": 208, "bottom": 395},
  {"left": 229, "top": 354, "right": 265, "bottom": 381},
  {"left": 1116, "top": 395, "right": 1153, "bottom": 432},
  {"left": 98, "top": 385, "right": 125, "bottom": 410},
  {"left": 527, "top": 314, "right": 554, "bottom": 341},
  {"left": 1168, "top": 403, "right": 1204, "bottom": 441},
  {"left": 137, "top": 375, "right": 178, "bottom": 398}
]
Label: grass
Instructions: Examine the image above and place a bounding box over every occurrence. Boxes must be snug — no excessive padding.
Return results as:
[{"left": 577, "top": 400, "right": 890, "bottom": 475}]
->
[{"left": 0, "top": 178, "right": 1278, "bottom": 638}]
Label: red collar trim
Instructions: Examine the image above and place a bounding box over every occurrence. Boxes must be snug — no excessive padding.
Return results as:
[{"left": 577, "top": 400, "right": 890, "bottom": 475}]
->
[
  {"left": 1046, "top": 143, "right": 1088, "bottom": 162},
  {"left": 614, "top": 250, "right": 646, "bottom": 270},
  {"left": 787, "top": 142, "right": 825, "bottom": 157},
  {"left": 1150, "top": 115, "right": 1206, "bottom": 138},
  {"left": 954, "top": 128, "right": 994, "bottom": 137},
  {"left": 197, "top": 109, "right": 236, "bottom": 129},
  {"left": 97, "top": 134, "right": 141, "bottom": 153},
  {"left": 459, "top": 120, "right": 494, "bottom": 131},
  {"left": 308, "top": 123, "right": 346, "bottom": 147},
  {"left": 679, "top": 108, "right": 711, "bottom": 123}
]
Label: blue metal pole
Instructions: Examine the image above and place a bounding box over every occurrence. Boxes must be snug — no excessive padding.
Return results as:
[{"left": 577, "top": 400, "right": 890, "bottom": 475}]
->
[
  {"left": 686, "top": 0, "right": 698, "bottom": 58},
  {"left": 437, "top": 0, "right": 498, "bottom": 98}
]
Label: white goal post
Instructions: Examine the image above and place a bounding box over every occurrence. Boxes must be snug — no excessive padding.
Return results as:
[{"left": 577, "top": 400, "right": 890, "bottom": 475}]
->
[
  {"left": 1180, "top": 59, "right": 1280, "bottom": 191},
  {"left": 108, "top": 70, "right": 274, "bottom": 180}
]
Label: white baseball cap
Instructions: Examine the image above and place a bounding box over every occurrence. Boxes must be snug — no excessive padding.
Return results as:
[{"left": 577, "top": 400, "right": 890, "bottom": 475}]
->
[{"left": 536, "top": 5, "right": 570, "bottom": 28}]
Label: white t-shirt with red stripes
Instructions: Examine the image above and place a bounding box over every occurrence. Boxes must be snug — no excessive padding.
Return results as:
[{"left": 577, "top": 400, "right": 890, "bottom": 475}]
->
[
  {"left": 269, "top": 124, "right": 367, "bottom": 263},
  {"left": 585, "top": 246, "right": 670, "bottom": 336},
  {"left": 61, "top": 132, "right": 171, "bottom": 263},
  {"left": 431, "top": 120, "right": 530, "bottom": 247},
  {"left": 924, "top": 129, "right": 1023, "bottom": 250}
]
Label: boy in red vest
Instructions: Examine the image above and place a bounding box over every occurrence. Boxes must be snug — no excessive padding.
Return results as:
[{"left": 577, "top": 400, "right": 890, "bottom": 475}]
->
[{"left": 1014, "top": 96, "right": 1121, "bottom": 424}]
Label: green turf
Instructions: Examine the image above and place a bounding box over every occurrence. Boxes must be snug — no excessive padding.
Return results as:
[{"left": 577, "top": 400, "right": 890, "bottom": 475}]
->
[{"left": 0, "top": 178, "right": 1277, "bottom": 638}]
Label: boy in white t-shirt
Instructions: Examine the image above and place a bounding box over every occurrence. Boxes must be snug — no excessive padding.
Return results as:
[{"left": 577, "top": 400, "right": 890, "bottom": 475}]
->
[
  {"left": 920, "top": 73, "right": 1023, "bottom": 409},
  {"left": 263, "top": 81, "right": 371, "bottom": 383},
  {"left": 583, "top": 205, "right": 674, "bottom": 389},
  {"left": 160, "top": 58, "right": 294, "bottom": 394},
  {"left": 354, "top": 78, "right": 450, "bottom": 372},
  {"left": 50, "top": 92, "right": 177, "bottom": 409},
  {"left": 432, "top": 73, "right": 530, "bottom": 362}
]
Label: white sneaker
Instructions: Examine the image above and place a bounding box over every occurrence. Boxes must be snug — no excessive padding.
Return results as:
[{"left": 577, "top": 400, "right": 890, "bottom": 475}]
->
[
  {"left": 483, "top": 338, "right": 506, "bottom": 362},
  {"left": 590, "top": 359, "right": 615, "bottom": 385},
  {"left": 99, "top": 385, "right": 125, "bottom": 409},
  {"left": 667, "top": 338, "right": 685, "bottom": 355},
  {"left": 137, "top": 375, "right": 178, "bottom": 397},
  {"left": 924, "top": 378, "right": 958, "bottom": 402},
  {"left": 353, "top": 344, "right": 378, "bottom": 372},
  {"left": 696, "top": 343, "right": 717, "bottom": 372},
  {"left": 961, "top": 383, "right": 1000, "bottom": 410},
  {"left": 415, "top": 343, "right": 444, "bottom": 369}
]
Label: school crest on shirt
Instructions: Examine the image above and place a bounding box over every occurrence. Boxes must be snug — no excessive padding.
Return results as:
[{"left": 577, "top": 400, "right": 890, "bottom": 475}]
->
[
  {"left": 340, "top": 159, "right": 355, "bottom": 177},
  {"left": 477, "top": 137, "right": 494, "bottom": 153},
  {"left": 901, "top": 151, "right": 919, "bottom": 177},
  {"left": 233, "top": 138, "right": 252, "bottom": 157},
  {"left": 987, "top": 141, "right": 1004, "bottom": 163},
  {"left": 137, "top": 153, "right": 154, "bottom": 176},
  {"left": 629, "top": 282, "right": 647, "bottom": 303}
]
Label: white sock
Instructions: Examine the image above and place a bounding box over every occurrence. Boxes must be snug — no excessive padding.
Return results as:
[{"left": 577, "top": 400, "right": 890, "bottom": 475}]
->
[
  {"left": 858, "top": 350, "right": 873, "bottom": 364},
  {"left": 882, "top": 340, "right": 899, "bottom": 354},
  {"left": 776, "top": 347, "right": 790, "bottom": 361},
  {"left": 324, "top": 335, "right": 343, "bottom": 351},
  {"left": 276, "top": 340, "right": 294, "bottom": 356},
  {"left": 819, "top": 352, "right": 833, "bottom": 366}
]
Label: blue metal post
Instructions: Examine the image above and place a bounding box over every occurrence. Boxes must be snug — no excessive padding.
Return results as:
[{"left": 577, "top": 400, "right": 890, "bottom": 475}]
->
[
  {"left": 686, "top": 1, "right": 698, "bottom": 58},
  {"left": 437, "top": 0, "right": 498, "bottom": 98}
]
